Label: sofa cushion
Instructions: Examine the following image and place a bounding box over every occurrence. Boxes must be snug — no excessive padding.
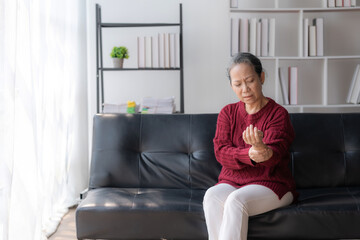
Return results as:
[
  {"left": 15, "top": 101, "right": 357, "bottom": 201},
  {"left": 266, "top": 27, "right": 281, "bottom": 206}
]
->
[
  {"left": 248, "top": 187, "right": 360, "bottom": 239},
  {"left": 76, "top": 188, "right": 208, "bottom": 240}
]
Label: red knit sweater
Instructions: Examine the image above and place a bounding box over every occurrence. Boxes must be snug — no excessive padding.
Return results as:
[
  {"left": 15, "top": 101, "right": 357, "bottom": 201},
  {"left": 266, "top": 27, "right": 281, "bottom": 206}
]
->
[{"left": 213, "top": 98, "right": 297, "bottom": 200}]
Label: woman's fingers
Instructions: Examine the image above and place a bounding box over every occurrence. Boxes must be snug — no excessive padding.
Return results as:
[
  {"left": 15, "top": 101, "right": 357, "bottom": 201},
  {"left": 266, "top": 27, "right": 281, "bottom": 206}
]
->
[
  {"left": 254, "top": 126, "right": 258, "bottom": 140},
  {"left": 249, "top": 125, "right": 253, "bottom": 137},
  {"left": 250, "top": 125, "right": 256, "bottom": 142},
  {"left": 254, "top": 127, "right": 264, "bottom": 141},
  {"left": 243, "top": 125, "right": 264, "bottom": 145},
  {"left": 242, "top": 129, "right": 247, "bottom": 143}
]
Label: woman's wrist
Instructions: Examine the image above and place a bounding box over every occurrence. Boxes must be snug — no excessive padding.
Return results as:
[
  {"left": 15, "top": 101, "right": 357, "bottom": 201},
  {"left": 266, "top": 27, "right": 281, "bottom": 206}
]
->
[
  {"left": 249, "top": 144, "right": 273, "bottom": 163},
  {"left": 251, "top": 143, "right": 267, "bottom": 151}
]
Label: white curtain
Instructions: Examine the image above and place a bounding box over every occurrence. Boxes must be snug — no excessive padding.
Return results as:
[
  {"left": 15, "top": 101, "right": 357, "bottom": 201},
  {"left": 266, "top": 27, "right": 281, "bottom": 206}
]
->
[{"left": 0, "top": 0, "right": 88, "bottom": 239}]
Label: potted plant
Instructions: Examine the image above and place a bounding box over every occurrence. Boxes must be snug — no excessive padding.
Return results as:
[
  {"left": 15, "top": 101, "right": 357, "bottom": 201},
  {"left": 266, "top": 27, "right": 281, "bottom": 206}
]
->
[{"left": 110, "top": 46, "right": 129, "bottom": 68}]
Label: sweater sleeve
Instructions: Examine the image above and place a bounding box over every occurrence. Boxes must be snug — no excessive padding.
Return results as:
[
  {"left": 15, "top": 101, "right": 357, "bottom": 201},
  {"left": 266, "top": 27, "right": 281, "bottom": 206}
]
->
[
  {"left": 213, "top": 106, "right": 254, "bottom": 170},
  {"left": 260, "top": 108, "right": 294, "bottom": 168}
]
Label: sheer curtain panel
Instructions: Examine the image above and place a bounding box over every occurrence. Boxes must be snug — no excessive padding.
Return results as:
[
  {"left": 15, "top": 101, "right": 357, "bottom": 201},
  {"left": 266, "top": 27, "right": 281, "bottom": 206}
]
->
[{"left": 0, "top": 0, "right": 88, "bottom": 239}]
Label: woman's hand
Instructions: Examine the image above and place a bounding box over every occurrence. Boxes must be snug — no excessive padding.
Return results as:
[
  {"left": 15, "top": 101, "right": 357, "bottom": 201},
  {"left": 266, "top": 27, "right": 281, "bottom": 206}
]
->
[
  {"left": 243, "top": 125, "right": 272, "bottom": 163},
  {"left": 248, "top": 146, "right": 272, "bottom": 163},
  {"left": 242, "top": 124, "right": 264, "bottom": 148}
]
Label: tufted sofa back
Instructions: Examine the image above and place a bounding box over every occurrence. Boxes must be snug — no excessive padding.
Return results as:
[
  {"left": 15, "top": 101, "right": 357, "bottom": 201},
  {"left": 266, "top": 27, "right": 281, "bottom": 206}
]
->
[
  {"left": 289, "top": 113, "right": 360, "bottom": 188},
  {"left": 89, "top": 113, "right": 360, "bottom": 190},
  {"left": 89, "top": 114, "right": 221, "bottom": 190}
]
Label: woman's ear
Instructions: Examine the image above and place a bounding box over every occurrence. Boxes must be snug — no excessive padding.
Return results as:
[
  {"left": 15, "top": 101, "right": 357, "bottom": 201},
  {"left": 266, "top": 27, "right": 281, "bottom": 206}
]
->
[{"left": 260, "top": 71, "right": 265, "bottom": 85}]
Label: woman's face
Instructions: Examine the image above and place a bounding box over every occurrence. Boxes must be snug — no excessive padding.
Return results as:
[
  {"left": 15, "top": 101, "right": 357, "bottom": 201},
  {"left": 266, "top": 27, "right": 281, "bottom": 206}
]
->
[{"left": 229, "top": 63, "right": 265, "bottom": 105}]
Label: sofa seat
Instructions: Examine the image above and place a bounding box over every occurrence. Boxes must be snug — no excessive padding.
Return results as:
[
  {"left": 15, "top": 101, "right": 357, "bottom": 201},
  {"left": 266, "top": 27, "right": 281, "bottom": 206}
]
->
[
  {"left": 248, "top": 187, "right": 360, "bottom": 239},
  {"left": 76, "top": 188, "right": 208, "bottom": 240},
  {"left": 77, "top": 187, "right": 360, "bottom": 240}
]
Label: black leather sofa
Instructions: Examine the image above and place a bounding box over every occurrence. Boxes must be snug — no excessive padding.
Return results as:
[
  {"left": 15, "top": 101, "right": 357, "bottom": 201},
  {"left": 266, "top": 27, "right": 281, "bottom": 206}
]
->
[{"left": 76, "top": 113, "right": 360, "bottom": 239}]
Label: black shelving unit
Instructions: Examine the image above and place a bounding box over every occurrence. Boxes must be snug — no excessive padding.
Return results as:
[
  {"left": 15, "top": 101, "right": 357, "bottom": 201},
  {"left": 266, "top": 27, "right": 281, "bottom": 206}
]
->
[{"left": 95, "top": 4, "right": 184, "bottom": 113}]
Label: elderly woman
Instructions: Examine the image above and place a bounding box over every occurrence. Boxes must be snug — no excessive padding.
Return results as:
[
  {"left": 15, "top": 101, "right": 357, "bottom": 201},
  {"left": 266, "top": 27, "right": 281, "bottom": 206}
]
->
[{"left": 203, "top": 52, "right": 297, "bottom": 240}]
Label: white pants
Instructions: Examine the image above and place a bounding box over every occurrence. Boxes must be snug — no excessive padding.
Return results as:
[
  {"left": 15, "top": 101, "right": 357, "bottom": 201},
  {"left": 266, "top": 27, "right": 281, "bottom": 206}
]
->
[{"left": 203, "top": 183, "right": 293, "bottom": 240}]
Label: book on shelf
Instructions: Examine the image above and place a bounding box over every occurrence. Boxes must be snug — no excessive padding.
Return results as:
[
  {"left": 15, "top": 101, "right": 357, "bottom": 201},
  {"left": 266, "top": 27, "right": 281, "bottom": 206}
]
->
[
  {"left": 336, "top": 0, "right": 344, "bottom": 7},
  {"left": 328, "top": 0, "right": 336, "bottom": 7},
  {"left": 331, "top": 0, "right": 357, "bottom": 7},
  {"left": 239, "top": 18, "right": 249, "bottom": 53},
  {"left": 159, "top": 33, "right": 165, "bottom": 68},
  {"left": 288, "top": 67, "right": 298, "bottom": 105},
  {"left": 256, "top": 21, "right": 262, "bottom": 56},
  {"left": 304, "top": 18, "right": 324, "bottom": 57},
  {"left": 137, "top": 36, "right": 146, "bottom": 68},
  {"left": 230, "top": 17, "right": 275, "bottom": 57},
  {"left": 347, "top": 64, "right": 360, "bottom": 104},
  {"left": 313, "top": 18, "right": 324, "bottom": 56},
  {"left": 278, "top": 67, "right": 290, "bottom": 105},
  {"left": 164, "top": 33, "right": 170, "bottom": 68},
  {"left": 103, "top": 101, "right": 140, "bottom": 114},
  {"left": 145, "top": 36, "right": 152, "bottom": 68},
  {"left": 230, "top": 18, "right": 239, "bottom": 56},
  {"left": 268, "top": 18, "right": 275, "bottom": 57},
  {"left": 103, "top": 103, "right": 127, "bottom": 113},
  {"left": 140, "top": 96, "right": 175, "bottom": 114},
  {"left": 249, "top": 18, "right": 257, "bottom": 55},
  {"left": 175, "top": 33, "right": 180, "bottom": 68},
  {"left": 170, "top": 33, "right": 176, "bottom": 68},
  {"left": 139, "top": 33, "right": 178, "bottom": 69},
  {"left": 309, "top": 25, "right": 317, "bottom": 57},
  {"left": 153, "top": 35, "right": 159, "bottom": 68},
  {"left": 260, "top": 18, "right": 268, "bottom": 57},
  {"left": 303, "top": 18, "right": 309, "bottom": 57}
]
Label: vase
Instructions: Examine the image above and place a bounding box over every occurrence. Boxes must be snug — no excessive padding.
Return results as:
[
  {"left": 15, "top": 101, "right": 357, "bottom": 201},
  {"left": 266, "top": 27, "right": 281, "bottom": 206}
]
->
[{"left": 112, "top": 58, "right": 124, "bottom": 68}]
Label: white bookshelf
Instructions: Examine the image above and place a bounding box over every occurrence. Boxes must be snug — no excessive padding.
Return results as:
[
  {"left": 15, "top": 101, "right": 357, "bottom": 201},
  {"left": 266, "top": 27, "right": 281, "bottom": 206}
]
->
[{"left": 230, "top": 0, "right": 360, "bottom": 113}]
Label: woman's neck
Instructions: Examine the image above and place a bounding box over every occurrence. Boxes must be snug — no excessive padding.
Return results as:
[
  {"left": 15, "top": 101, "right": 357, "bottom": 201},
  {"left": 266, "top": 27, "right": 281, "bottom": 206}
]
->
[{"left": 245, "top": 97, "right": 269, "bottom": 114}]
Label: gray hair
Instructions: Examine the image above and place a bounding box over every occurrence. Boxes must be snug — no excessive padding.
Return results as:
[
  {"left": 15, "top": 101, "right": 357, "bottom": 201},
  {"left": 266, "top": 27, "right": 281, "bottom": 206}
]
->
[{"left": 227, "top": 52, "right": 263, "bottom": 82}]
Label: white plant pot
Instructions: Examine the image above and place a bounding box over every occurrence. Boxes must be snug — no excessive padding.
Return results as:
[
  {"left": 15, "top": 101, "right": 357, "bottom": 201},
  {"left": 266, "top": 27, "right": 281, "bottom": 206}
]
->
[{"left": 112, "top": 58, "right": 124, "bottom": 68}]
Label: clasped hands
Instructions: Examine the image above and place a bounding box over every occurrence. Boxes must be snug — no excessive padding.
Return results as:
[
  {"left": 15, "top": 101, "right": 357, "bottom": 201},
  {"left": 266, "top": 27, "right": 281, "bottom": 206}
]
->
[{"left": 242, "top": 124, "right": 272, "bottom": 163}]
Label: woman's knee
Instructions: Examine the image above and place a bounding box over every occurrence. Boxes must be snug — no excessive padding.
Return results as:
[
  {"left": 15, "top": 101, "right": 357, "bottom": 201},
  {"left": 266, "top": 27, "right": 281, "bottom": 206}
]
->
[
  {"left": 203, "top": 184, "right": 235, "bottom": 208},
  {"left": 223, "top": 191, "right": 248, "bottom": 214},
  {"left": 203, "top": 186, "right": 220, "bottom": 208}
]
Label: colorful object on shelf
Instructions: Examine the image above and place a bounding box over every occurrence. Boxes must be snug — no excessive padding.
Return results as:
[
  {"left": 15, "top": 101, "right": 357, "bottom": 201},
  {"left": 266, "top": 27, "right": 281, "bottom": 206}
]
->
[
  {"left": 141, "top": 107, "right": 149, "bottom": 114},
  {"left": 127, "top": 101, "right": 136, "bottom": 114}
]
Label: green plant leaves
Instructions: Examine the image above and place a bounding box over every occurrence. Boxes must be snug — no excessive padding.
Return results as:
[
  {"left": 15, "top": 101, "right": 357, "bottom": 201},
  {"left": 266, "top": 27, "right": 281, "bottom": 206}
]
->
[{"left": 110, "top": 46, "right": 129, "bottom": 59}]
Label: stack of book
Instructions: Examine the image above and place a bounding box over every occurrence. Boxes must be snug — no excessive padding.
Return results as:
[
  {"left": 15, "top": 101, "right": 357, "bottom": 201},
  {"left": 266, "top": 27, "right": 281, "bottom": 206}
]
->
[
  {"left": 103, "top": 101, "right": 140, "bottom": 113},
  {"left": 140, "top": 97, "right": 176, "bottom": 114},
  {"left": 231, "top": 17, "right": 276, "bottom": 57},
  {"left": 328, "top": 0, "right": 357, "bottom": 7},
  {"left": 347, "top": 64, "right": 360, "bottom": 104},
  {"left": 303, "top": 18, "right": 324, "bottom": 57},
  {"left": 137, "top": 33, "right": 180, "bottom": 69},
  {"left": 278, "top": 66, "right": 298, "bottom": 105}
]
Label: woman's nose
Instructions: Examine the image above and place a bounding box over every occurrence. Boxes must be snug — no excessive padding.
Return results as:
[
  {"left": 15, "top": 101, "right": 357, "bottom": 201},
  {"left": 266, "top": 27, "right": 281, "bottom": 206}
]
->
[{"left": 242, "top": 83, "right": 249, "bottom": 92}]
